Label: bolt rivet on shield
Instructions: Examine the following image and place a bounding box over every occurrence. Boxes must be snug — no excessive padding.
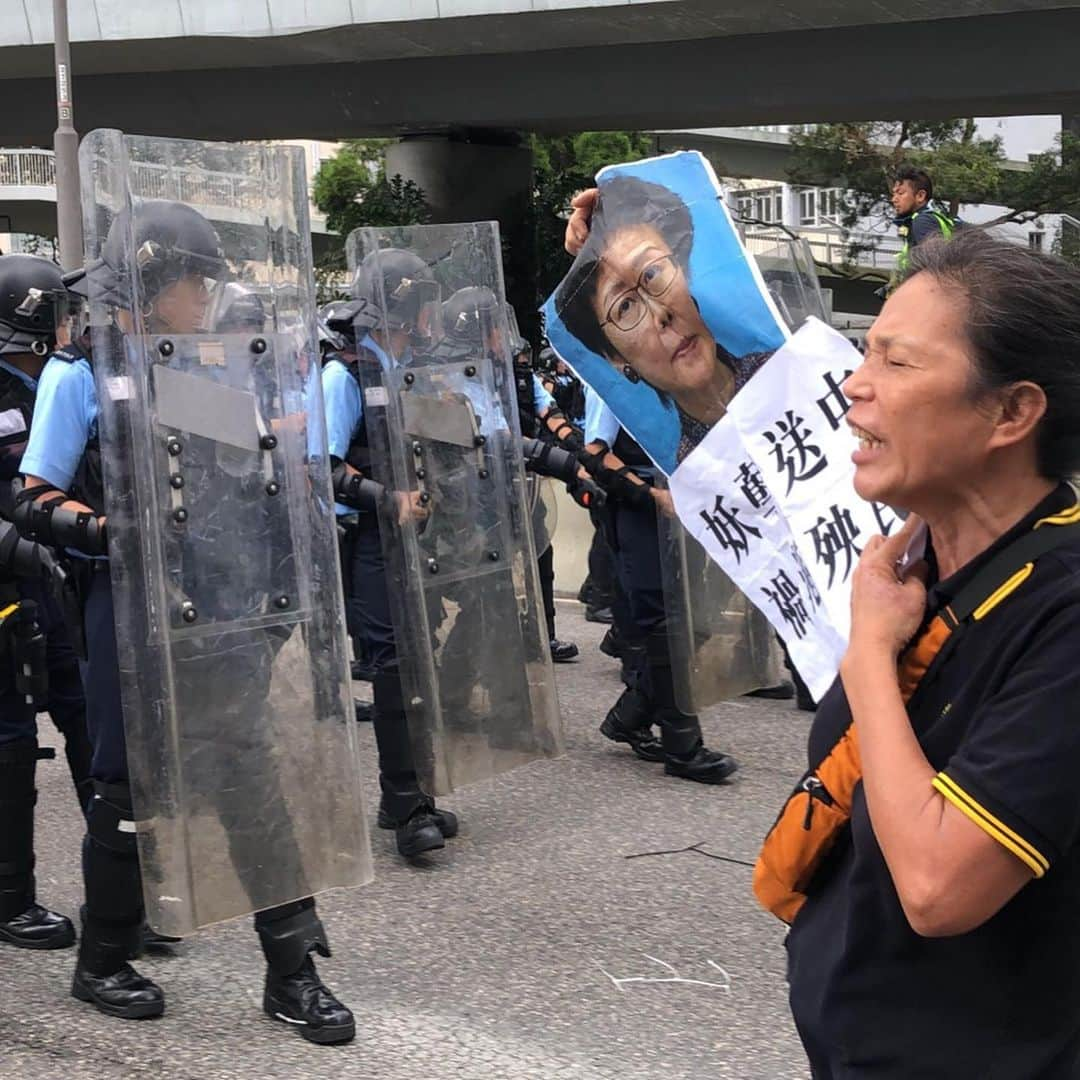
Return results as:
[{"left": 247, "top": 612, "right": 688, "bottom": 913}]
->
[
  {"left": 275, "top": 595, "right": 290, "bottom": 610},
  {"left": 474, "top": 434, "right": 487, "bottom": 447},
  {"left": 250, "top": 337, "right": 267, "bottom": 354},
  {"left": 181, "top": 604, "right": 197, "bottom": 624},
  {"left": 419, "top": 492, "right": 431, "bottom": 506},
  {"left": 172, "top": 508, "right": 188, "bottom": 524},
  {"left": 488, "top": 550, "right": 500, "bottom": 562},
  {"left": 158, "top": 340, "right": 174, "bottom": 357},
  {"left": 169, "top": 473, "right": 184, "bottom": 490},
  {"left": 412, "top": 442, "right": 423, "bottom": 458},
  {"left": 427, "top": 558, "right": 439, "bottom": 575},
  {"left": 167, "top": 437, "right": 183, "bottom": 456},
  {"left": 464, "top": 365, "right": 477, "bottom": 377},
  {"left": 415, "top": 468, "right": 426, "bottom": 480},
  {"left": 260, "top": 434, "right": 278, "bottom": 451},
  {"left": 265, "top": 480, "right": 280, "bottom": 496},
  {"left": 478, "top": 469, "right": 490, "bottom": 480},
  {"left": 404, "top": 373, "right": 415, "bottom": 386}
]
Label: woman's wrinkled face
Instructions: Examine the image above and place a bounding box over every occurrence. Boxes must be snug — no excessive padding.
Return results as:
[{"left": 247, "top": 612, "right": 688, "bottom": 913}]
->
[
  {"left": 153, "top": 274, "right": 212, "bottom": 334},
  {"left": 590, "top": 224, "right": 714, "bottom": 396},
  {"left": 843, "top": 273, "right": 995, "bottom": 509}
]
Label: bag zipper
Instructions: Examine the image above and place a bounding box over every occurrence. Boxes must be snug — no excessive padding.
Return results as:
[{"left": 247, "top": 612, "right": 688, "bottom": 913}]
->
[{"left": 801, "top": 775, "right": 834, "bottom": 830}]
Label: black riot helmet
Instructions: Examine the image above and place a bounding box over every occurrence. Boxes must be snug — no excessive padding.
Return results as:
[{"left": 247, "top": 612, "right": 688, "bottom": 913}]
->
[
  {"left": 348, "top": 248, "right": 440, "bottom": 346},
  {"left": 316, "top": 312, "right": 346, "bottom": 357},
  {"left": 321, "top": 299, "right": 358, "bottom": 350},
  {"left": 440, "top": 286, "right": 503, "bottom": 356},
  {"left": 67, "top": 199, "right": 228, "bottom": 312},
  {"left": 0, "top": 255, "right": 64, "bottom": 357}
]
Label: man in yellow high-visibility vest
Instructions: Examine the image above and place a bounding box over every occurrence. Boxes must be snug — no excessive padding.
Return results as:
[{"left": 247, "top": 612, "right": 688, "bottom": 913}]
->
[{"left": 891, "top": 165, "right": 955, "bottom": 277}]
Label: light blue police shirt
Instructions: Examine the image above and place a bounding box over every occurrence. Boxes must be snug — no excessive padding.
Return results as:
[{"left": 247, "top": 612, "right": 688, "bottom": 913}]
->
[
  {"left": 20, "top": 354, "right": 98, "bottom": 491},
  {"left": 583, "top": 383, "right": 620, "bottom": 447},
  {"left": 532, "top": 373, "right": 555, "bottom": 416},
  {"left": 321, "top": 334, "right": 395, "bottom": 516}
]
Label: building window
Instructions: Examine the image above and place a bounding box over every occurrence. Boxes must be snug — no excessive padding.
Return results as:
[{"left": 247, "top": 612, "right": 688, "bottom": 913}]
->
[
  {"left": 797, "top": 186, "right": 844, "bottom": 226},
  {"left": 1029, "top": 231, "right": 1045, "bottom": 251},
  {"left": 736, "top": 186, "right": 783, "bottom": 224}
]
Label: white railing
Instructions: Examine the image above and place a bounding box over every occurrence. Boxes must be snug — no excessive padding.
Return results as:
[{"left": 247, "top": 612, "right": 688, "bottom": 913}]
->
[
  {"left": 0, "top": 148, "right": 57, "bottom": 189},
  {"left": 744, "top": 226, "right": 901, "bottom": 271}
]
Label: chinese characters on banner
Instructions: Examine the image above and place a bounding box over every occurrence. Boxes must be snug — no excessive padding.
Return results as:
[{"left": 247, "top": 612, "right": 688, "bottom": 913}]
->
[
  {"left": 541, "top": 150, "right": 896, "bottom": 700},
  {"left": 671, "top": 319, "right": 894, "bottom": 700}
]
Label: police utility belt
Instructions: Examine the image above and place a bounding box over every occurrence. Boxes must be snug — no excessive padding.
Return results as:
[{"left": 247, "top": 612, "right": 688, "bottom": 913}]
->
[{"left": 754, "top": 505, "right": 1080, "bottom": 925}]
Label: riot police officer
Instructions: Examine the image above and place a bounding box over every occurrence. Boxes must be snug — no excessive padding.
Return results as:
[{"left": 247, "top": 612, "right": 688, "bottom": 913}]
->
[
  {"left": 17, "top": 200, "right": 355, "bottom": 1040},
  {"left": 0, "top": 254, "right": 93, "bottom": 951},
  {"left": 440, "top": 289, "right": 583, "bottom": 663},
  {"left": 323, "top": 250, "right": 459, "bottom": 859},
  {"left": 579, "top": 387, "right": 738, "bottom": 784}
]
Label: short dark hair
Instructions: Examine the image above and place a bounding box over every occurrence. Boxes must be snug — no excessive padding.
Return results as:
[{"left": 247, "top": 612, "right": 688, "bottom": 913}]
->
[
  {"left": 895, "top": 164, "right": 933, "bottom": 201},
  {"left": 556, "top": 175, "right": 694, "bottom": 362},
  {"left": 906, "top": 230, "right": 1080, "bottom": 479}
]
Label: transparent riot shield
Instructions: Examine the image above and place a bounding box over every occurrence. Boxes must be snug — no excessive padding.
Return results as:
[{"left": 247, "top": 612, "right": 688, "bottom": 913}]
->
[
  {"left": 659, "top": 494, "right": 783, "bottom": 714},
  {"left": 528, "top": 475, "right": 557, "bottom": 560},
  {"left": 751, "top": 232, "right": 830, "bottom": 330},
  {"left": 346, "top": 222, "right": 562, "bottom": 795},
  {"left": 79, "top": 130, "right": 372, "bottom": 935}
]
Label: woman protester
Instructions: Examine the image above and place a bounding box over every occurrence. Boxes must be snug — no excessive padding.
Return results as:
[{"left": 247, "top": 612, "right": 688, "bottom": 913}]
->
[
  {"left": 559, "top": 178, "right": 768, "bottom": 463},
  {"left": 754, "top": 230, "right": 1080, "bottom": 1078}
]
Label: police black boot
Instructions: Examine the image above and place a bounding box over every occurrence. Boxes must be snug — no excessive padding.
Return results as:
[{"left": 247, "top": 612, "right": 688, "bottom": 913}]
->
[
  {"left": 600, "top": 688, "right": 664, "bottom": 762},
  {"left": 372, "top": 668, "right": 446, "bottom": 858},
  {"left": 377, "top": 796, "right": 458, "bottom": 840},
  {"left": 72, "top": 781, "right": 164, "bottom": 1019},
  {"left": 550, "top": 638, "right": 580, "bottom": 663},
  {"left": 0, "top": 739, "right": 76, "bottom": 950},
  {"left": 259, "top": 901, "right": 355, "bottom": 1045},
  {"left": 646, "top": 631, "right": 738, "bottom": 785},
  {"left": 657, "top": 711, "right": 739, "bottom": 784},
  {"left": 72, "top": 911, "right": 164, "bottom": 1020}
]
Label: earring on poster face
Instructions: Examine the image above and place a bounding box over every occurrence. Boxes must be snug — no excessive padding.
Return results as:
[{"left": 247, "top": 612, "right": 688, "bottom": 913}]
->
[{"left": 622, "top": 364, "right": 640, "bottom": 384}]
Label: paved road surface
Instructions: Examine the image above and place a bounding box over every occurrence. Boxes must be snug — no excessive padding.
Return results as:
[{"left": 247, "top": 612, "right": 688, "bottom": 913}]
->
[{"left": 2, "top": 603, "right": 812, "bottom": 1079}]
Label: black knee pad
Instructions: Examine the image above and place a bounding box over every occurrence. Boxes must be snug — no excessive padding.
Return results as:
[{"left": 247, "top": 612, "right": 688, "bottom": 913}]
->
[
  {"left": 83, "top": 780, "right": 143, "bottom": 929},
  {"left": 256, "top": 899, "right": 329, "bottom": 975},
  {"left": 86, "top": 781, "right": 138, "bottom": 856}
]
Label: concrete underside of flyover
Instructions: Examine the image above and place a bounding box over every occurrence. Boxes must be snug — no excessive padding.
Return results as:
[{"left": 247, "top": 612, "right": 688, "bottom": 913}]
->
[{"left": 1, "top": 8, "right": 1079, "bottom": 144}]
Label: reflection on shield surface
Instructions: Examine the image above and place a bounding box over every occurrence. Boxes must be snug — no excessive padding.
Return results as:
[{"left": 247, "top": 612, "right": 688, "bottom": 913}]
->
[
  {"left": 659, "top": 508, "right": 784, "bottom": 713},
  {"left": 347, "top": 222, "right": 563, "bottom": 795},
  {"left": 80, "top": 130, "right": 371, "bottom": 935}
]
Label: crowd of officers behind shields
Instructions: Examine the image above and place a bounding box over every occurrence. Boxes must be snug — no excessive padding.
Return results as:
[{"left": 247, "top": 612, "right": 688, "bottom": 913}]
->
[{"left": 0, "top": 193, "right": 809, "bottom": 1044}]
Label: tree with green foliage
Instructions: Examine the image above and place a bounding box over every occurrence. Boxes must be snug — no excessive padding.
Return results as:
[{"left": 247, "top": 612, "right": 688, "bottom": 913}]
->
[
  {"left": 311, "top": 139, "right": 432, "bottom": 300},
  {"left": 528, "top": 131, "right": 655, "bottom": 308},
  {"left": 787, "top": 120, "right": 1080, "bottom": 265}
]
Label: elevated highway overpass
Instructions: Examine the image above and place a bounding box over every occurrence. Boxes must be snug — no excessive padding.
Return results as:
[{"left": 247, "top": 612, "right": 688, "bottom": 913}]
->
[{"left": 2, "top": 2, "right": 1079, "bottom": 144}]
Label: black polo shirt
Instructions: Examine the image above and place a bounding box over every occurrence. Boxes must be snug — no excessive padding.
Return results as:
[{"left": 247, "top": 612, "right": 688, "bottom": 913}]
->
[{"left": 786, "top": 484, "right": 1080, "bottom": 1079}]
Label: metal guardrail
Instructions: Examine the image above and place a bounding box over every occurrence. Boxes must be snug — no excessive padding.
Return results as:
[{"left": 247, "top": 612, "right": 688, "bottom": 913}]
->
[
  {"left": 745, "top": 227, "right": 901, "bottom": 271},
  {"left": 0, "top": 147, "right": 333, "bottom": 235},
  {"left": 0, "top": 148, "right": 57, "bottom": 188},
  {"left": 0, "top": 148, "right": 268, "bottom": 211}
]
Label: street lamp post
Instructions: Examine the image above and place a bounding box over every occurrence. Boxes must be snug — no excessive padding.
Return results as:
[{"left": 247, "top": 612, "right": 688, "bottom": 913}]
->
[{"left": 53, "top": 0, "right": 82, "bottom": 271}]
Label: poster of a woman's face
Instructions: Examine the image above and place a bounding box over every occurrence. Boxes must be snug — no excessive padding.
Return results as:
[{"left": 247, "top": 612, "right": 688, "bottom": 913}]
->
[{"left": 544, "top": 151, "right": 790, "bottom": 475}]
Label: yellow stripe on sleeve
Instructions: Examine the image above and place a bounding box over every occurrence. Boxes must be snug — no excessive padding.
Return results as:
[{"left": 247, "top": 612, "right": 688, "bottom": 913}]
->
[{"left": 932, "top": 773, "right": 1049, "bottom": 878}]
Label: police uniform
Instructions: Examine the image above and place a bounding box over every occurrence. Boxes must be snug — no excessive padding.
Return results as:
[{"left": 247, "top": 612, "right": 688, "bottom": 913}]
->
[
  {"left": 584, "top": 390, "right": 737, "bottom": 783},
  {"left": 0, "top": 358, "right": 92, "bottom": 813},
  {"left": 512, "top": 354, "right": 577, "bottom": 657},
  {"left": 18, "top": 197, "right": 355, "bottom": 1040},
  {"left": 0, "top": 253, "right": 93, "bottom": 952},
  {"left": 322, "top": 331, "right": 457, "bottom": 857}
]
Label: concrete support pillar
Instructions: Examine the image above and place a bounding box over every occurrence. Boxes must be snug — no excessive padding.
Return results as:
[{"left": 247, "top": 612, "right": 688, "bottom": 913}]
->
[{"left": 385, "top": 131, "right": 537, "bottom": 340}]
